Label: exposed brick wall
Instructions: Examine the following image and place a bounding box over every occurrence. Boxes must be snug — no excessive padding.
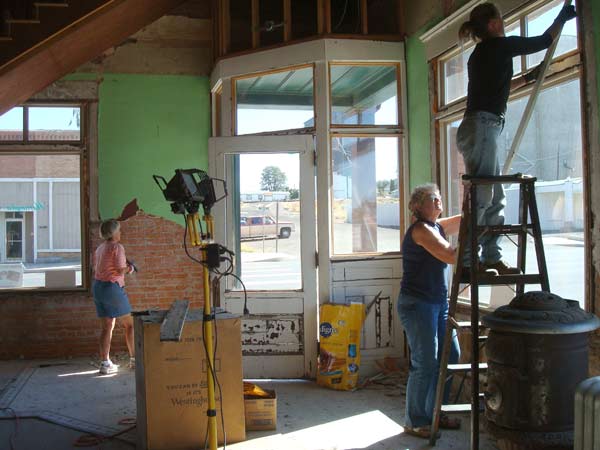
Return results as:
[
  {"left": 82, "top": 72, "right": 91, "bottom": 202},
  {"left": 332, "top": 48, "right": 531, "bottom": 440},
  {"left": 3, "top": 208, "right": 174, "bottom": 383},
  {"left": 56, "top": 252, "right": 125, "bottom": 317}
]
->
[
  {"left": 0, "top": 154, "right": 79, "bottom": 178},
  {"left": 0, "top": 210, "right": 204, "bottom": 359}
]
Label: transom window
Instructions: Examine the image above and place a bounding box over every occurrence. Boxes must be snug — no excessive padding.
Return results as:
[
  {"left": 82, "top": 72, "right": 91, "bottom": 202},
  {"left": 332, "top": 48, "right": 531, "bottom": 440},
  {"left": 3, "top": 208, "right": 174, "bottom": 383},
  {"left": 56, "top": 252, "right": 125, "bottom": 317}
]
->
[
  {"left": 234, "top": 64, "right": 315, "bottom": 135},
  {"left": 0, "top": 104, "right": 82, "bottom": 143},
  {"left": 438, "top": 0, "right": 579, "bottom": 108}
]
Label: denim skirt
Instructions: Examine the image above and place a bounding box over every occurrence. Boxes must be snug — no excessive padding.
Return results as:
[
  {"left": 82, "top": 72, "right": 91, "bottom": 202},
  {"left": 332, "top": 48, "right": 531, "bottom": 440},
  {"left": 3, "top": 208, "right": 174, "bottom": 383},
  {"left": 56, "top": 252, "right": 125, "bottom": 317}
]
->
[{"left": 92, "top": 280, "right": 132, "bottom": 318}]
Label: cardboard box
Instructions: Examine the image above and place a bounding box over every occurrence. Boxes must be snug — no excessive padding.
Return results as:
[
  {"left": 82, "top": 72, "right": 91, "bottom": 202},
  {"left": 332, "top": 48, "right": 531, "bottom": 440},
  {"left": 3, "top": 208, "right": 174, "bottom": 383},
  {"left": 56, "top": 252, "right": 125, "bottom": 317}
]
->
[
  {"left": 244, "top": 389, "right": 277, "bottom": 431},
  {"left": 135, "top": 309, "right": 246, "bottom": 450}
]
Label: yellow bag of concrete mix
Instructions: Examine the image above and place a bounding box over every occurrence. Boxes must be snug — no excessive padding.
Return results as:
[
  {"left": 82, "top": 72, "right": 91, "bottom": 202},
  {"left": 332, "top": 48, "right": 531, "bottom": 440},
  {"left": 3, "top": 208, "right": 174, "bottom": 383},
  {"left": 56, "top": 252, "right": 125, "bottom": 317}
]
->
[{"left": 317, "top": 303, "right": 365, "bottom": 391}]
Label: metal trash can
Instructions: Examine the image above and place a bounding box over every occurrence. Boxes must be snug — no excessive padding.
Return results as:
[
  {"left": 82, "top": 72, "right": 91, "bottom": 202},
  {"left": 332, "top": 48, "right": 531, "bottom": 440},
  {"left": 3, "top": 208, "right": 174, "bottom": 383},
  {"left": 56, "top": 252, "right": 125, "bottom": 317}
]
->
[{"left": 482, "top": 291, "right": 600, "bottom": 450}]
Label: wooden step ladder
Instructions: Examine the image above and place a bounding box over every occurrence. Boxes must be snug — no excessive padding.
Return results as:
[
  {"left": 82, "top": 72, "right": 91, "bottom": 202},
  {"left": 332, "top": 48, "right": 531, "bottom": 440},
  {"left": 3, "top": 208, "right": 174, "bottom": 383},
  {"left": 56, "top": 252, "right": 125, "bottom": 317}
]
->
[{"left": 429, "top": 174, "right": 550, "bottom": 449}]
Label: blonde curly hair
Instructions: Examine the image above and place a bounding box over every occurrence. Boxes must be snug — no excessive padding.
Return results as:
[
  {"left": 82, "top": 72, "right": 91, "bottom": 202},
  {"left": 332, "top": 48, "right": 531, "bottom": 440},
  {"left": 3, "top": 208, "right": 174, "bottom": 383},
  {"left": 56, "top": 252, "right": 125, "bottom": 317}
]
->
[{"left": 408, "top": 183, "right": 440, "bottom": 220}]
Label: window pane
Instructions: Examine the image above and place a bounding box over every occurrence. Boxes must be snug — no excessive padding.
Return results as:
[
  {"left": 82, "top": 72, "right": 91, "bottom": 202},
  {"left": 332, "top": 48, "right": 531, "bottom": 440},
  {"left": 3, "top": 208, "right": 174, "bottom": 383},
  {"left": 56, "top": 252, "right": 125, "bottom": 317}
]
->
[
  {"left": 331, "top": 65, "right": 398, "bottom": 125},
  {"left": 526, "top": 0, "right": 578, "bottom": 68},
  {"left": 447, "top": 78, "right": 584, "bottom": 308},
  {"left": 443, "top": 47, "right": 473, "bottom": 105},
  {"left": 235, "top": 67, "right": 314, "bottom": 135},
  {"left": 228, "top": 153, "right": 301, "bottom": 290},
  {"left": 506, "top": 21, "right": 522, "bottom": 75},
  {"left": 332, "top": 136, "right": 400, "bottom": 254},
  {"left": 444, "top": 118, "right": 463, "bottom": 218},
  {"left": 504, "top": 80, "right": 583, "bottom": 306},
  {"left": 443, "top": 22, "right": 520, "bottom": 106},
  {"left": 0, "top": 107, "right": 24, "bottom": 141},
  {"left": 0, "top": 155, "right": 82, "bottom": 290},
  {"left": 29, "top": 106, "right": 81, "bottom": 141}
]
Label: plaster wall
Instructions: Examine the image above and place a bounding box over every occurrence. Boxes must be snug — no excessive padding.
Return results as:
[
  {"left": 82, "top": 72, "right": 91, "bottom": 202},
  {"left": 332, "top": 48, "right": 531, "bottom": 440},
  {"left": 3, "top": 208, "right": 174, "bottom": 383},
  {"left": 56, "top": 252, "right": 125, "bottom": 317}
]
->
[
  {"left": 94, "top": 74, "right": 210, "bottom": 221},
  {"left": 405, "top": 31, "right": 434, "bottom": 190},
  {"left": 76, "top": 14, "right": 212, "bottom": 76}
]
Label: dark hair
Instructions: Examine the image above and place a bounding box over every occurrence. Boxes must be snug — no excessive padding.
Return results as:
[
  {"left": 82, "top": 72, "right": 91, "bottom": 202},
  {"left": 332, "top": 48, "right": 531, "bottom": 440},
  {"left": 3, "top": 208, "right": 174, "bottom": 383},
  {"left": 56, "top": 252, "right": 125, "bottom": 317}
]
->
[{"left": 458, "top": 2, "right": 501, "bottom": 42}]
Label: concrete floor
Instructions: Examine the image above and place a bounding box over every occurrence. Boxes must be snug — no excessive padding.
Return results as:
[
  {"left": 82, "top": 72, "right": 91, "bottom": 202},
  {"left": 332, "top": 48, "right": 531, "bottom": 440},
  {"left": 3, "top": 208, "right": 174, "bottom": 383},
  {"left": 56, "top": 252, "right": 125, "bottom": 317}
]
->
[{"left": 0, "top": 357, "right": 499, "bottom": 450}]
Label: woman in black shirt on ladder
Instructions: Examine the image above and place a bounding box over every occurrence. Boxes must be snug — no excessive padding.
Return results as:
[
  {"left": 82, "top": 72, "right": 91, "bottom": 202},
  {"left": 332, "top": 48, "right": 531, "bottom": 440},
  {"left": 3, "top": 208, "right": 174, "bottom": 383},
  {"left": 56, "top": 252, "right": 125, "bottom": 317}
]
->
[{"left": 456, "top": 2, "right": 576, "bottom": 275}]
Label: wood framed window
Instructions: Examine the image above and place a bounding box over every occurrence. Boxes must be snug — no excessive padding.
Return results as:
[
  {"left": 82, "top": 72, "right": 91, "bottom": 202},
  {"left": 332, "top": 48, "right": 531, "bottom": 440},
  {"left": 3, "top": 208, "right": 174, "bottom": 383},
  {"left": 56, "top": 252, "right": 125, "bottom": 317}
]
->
[
  {"left": 433, "top": 0, "right": 584, "bottom": 309},
  {"left": 329, "top": 62, "right": 405, "bottom": 256},
  {"left": 0, "top": 102, "right": 89, "bottom": 291}
]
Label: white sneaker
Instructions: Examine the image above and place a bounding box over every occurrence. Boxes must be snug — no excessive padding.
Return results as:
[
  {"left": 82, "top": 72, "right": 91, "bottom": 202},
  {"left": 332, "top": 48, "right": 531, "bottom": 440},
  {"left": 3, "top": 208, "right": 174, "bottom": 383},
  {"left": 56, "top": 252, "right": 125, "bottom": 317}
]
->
[
  {"left": 99, "top": 360, "right": 119, "bottom": 375},
  {"left": 128, "top": 357, "right": 135, "bottom": 370}
]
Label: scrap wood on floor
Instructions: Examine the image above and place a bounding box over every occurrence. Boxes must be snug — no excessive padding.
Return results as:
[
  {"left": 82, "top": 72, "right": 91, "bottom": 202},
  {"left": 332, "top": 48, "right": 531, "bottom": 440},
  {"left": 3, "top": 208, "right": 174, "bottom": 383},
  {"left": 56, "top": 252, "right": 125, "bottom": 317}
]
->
[{"left": 357, "top": 357, "right": 408, "bottom": 395}]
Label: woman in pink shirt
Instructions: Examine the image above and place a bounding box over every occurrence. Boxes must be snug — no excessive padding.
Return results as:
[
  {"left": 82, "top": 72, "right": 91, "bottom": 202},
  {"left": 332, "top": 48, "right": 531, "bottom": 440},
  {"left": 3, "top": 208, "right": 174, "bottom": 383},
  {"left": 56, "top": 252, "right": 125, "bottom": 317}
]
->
[{"left": 93, "top": 219, "right": 135, "bottom": 375}]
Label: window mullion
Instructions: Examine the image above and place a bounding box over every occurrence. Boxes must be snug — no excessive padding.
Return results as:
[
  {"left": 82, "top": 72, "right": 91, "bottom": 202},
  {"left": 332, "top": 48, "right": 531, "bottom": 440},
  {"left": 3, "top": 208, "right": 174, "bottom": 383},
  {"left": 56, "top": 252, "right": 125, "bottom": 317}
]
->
[{"left": 23, "top": 106, "right": 29, "bottom": 144}]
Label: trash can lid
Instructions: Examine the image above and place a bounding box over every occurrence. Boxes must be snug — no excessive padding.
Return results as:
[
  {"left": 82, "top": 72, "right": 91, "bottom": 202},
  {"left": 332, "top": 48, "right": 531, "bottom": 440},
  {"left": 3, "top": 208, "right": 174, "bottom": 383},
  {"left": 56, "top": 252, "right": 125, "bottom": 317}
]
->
[{"left": 481, "top": 291, "right": 600, "bottom": 334}]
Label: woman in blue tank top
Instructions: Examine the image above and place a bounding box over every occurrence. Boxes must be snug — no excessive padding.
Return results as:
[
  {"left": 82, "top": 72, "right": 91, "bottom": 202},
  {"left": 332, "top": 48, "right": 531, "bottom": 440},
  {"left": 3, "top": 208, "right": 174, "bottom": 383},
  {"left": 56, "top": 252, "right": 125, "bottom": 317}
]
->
[{"left": 398, "top": 183, "right": 462, "bottom": 438}]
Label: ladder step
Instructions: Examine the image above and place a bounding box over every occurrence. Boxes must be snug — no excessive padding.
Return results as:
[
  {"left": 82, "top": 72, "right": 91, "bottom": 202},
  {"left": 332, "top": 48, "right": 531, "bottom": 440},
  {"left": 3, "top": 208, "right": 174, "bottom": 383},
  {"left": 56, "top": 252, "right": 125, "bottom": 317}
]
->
[
  {"left": 447, "top": 363, "right": 488, "bottom": 373},
  {"left": 454, "top": 320, "right": 482, "bottom": 328},
  {"left": 462, "top": 174, "right": 536, "bottom": 185},
  {"left": 479, "top": 335, "right": 488, "bottom": 342},
  {"left": 459, "top": 273, "right": 543, "bottom": 285},
  {"left": 477, "top": 224, "right": 532, "bottom": 234},
  {"left": 441, "top": 394, "right": 486, "bottom": 414},
  {"left": 480, "top": 273, "right": 543, "bottom": 285},
  {"left": 441, "top": 404, "right": 472, "bottom": 413}
]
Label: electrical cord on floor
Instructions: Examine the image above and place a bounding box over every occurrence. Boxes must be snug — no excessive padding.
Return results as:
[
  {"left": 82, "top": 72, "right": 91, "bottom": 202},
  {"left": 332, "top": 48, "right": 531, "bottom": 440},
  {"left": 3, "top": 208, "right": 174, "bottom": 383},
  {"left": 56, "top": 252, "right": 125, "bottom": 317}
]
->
[{"left": 73, "top": 417, "right": 136, "bottom": 447}]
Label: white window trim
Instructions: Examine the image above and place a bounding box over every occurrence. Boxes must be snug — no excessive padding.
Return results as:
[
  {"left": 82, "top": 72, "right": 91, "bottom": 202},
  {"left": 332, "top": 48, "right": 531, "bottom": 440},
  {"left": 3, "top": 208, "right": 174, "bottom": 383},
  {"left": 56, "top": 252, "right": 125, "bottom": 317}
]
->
[{"left": 210, "top": 38, "right": 409, "bottom": 304}]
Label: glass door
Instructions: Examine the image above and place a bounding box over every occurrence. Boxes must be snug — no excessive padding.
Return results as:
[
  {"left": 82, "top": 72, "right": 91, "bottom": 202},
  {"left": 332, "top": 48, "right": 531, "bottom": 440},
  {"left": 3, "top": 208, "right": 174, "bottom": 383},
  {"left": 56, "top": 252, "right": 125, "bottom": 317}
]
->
[
  {"left": 5, "top": 213, "right": 24, "bottom": 261},
  {"left": 209, "top": 135, "right": 317, "bottom": 378}
]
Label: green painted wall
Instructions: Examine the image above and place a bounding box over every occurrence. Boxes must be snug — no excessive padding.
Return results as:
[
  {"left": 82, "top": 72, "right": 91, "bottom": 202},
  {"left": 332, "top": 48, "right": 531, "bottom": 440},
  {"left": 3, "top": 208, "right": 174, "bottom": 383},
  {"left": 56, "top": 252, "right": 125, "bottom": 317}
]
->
[
  {"left": 68, "top": 73, "right": 210, "bottom": 221},
  {"left": 405, "top": 25, "right": 437, "bottom": 191}
]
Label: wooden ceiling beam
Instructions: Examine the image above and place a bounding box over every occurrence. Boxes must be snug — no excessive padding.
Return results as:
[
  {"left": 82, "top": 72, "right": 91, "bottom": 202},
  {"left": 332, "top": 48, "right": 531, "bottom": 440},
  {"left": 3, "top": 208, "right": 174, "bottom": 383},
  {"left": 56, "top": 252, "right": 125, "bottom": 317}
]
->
[{"left": 0, "top": 0, "right": 188, "bottom": 115}]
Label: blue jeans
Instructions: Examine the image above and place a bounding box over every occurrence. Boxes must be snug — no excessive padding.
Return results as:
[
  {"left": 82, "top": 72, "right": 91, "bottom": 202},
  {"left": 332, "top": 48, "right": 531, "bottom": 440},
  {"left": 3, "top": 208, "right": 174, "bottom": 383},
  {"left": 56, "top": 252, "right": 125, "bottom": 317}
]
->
[
  {"left": 456, "top": 111, "right": 506, "bottom": 265},
  {"left": 397, "top": 293, "right": 460, "bottom": 428}
]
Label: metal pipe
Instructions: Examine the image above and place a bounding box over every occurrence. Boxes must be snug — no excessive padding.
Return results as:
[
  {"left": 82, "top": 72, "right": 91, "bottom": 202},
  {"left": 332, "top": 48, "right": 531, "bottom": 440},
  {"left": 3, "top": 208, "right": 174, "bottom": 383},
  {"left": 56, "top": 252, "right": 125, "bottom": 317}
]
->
[{"left": 202, "top": 214, "right": 218, "bottom": 450}]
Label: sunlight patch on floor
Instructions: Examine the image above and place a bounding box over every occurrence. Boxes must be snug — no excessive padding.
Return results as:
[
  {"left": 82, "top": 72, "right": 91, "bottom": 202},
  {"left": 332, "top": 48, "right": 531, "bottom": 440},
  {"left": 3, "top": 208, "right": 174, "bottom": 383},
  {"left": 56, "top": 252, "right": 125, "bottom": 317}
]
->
[
  {"left": 57, "top": 369, "right": 100, "bottom": 377},
  {"left": 222, "top": 410, "right": 404, "bottom": 450}
]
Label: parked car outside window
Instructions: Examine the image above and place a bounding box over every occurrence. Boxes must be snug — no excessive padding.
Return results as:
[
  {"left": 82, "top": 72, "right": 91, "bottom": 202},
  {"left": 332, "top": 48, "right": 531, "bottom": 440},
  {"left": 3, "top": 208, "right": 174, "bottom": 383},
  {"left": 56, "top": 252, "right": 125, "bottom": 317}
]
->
[{"left": 240, "top": 215, "right": 294, "bottom": 240}]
